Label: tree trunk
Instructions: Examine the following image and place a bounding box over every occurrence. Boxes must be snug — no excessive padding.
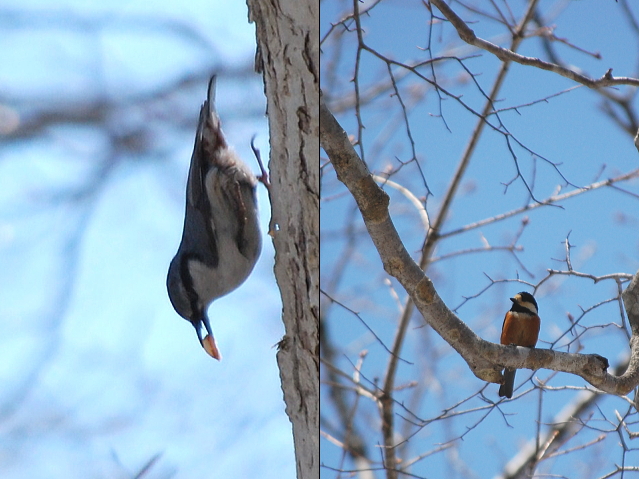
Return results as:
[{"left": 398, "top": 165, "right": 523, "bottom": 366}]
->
[{"left": 246, "top": 1, "right": 319, "bottom": 478}]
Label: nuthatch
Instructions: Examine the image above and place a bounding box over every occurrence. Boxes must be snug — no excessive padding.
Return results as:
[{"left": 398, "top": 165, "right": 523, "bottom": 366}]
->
[{"left": 167, "top": 75, "right": 262, "bottom": 360}]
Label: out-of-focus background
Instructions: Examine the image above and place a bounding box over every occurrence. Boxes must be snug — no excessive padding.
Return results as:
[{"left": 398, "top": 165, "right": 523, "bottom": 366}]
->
[{"left": 0, "top": 1, "right": 294, "bottom": 477}]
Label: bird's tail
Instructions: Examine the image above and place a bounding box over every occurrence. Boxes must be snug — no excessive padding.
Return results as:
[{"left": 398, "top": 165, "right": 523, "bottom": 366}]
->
[
  {"left": 499, "top": 368, "right": 516, "bottom": 398},
  {"left": 204, "top": 75, "right": 221, "bottom": 133},
  {"left": 194, "top": 75, "right": 228, "bottom": 163}
]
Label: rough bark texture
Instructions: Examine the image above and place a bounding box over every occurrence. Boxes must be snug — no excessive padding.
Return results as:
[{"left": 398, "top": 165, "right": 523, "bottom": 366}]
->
[{"left": 247, "top": 1, "right": 319, "bottom": 478}]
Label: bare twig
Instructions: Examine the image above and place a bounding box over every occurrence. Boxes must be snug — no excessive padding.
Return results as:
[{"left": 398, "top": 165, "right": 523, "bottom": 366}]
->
[{"left": 430, "top": 0, "right": 639, "bottom": 88}]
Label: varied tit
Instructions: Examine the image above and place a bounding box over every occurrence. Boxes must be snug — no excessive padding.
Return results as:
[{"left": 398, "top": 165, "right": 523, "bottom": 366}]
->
[{"left": 499, "top": 291, "right": 540, "bottom": 398}]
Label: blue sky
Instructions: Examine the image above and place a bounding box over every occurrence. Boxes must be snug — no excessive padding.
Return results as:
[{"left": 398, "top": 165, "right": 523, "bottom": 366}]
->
[
  {"left": 321, "top": 1, "right": 639, "bottom": 478},
  {"left": 0, "top": 1, "right": 294, "bottom": 477}
]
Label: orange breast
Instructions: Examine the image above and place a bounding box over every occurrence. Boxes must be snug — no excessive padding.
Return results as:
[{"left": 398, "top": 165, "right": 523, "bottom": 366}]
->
[{"left": 500, "top": 312, "right": 540, "bottom": 348}]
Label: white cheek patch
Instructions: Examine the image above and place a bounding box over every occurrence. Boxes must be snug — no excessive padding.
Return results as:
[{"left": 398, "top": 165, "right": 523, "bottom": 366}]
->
[{"left": 520, "top": 301, "right": 537, "bottom": 315}]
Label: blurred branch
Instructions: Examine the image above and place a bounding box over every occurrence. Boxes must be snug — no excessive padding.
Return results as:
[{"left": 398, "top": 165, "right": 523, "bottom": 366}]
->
[
  {"left": 0, "top": 8, "right": 217, "bottom": 51},
  {"left": 498, "top": 361, "right": 628, "bottom": 479}
]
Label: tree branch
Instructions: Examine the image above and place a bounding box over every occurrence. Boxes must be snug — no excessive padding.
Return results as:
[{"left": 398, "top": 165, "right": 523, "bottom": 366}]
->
[
  {"left": 430, "top": 0, "right": 639, "bottom": 88},
  {"left": 321, "top": 95, "right": 639, "bottom": 396}
]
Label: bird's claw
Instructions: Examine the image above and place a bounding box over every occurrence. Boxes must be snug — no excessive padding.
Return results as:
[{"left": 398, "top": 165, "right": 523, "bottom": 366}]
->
[
  {"left": 250, "top": 135, "right": 277, "bottom": 236},
  {"left": 250, "top": 135, "right": 270, "bottom": 189}
]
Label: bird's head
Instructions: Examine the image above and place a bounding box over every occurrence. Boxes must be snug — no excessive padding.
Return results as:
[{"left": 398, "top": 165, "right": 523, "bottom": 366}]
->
[
  {"left": 510, "top": 291, "right": 538, "bottom": 315},
  {"left": 166, "top": 257, "right": 222, "bottom": 360}
]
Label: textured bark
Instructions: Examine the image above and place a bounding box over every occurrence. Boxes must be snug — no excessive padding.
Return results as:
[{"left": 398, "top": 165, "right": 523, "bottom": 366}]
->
[{"left": 247, "top": 1, "right": 319, "bottom": 478}]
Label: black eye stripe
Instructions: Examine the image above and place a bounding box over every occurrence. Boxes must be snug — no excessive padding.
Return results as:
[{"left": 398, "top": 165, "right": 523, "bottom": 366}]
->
[
  {"left": 510, "top": 301, "right": 537, "bottom": 315},
  {"left": 179, "top": 254, "right": 206, "bottom": 318}
]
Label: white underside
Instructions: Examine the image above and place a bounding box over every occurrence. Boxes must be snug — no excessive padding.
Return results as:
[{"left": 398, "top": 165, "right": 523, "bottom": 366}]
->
[{"left": 187, "top": 237, "right": 255, "bottom": 304}]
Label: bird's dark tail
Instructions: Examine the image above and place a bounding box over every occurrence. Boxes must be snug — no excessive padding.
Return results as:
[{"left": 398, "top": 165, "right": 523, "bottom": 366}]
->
[
  {"left": 197, "top": 75, "right": 227, "bottom": 156},
  {"left": 499, "top": 368, "right": 516, "bottom": 398}
]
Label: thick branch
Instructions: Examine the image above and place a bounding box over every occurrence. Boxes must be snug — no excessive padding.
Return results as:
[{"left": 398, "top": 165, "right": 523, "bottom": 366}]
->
[
  {"left": 321, "top": 96, "right": 639, "bottom": 396},
  {"left": 621, "top": 272, "right": 639, "bottom": 390},
  {"left": 430, "top": 0, "right": 639, "bottom": 88}
]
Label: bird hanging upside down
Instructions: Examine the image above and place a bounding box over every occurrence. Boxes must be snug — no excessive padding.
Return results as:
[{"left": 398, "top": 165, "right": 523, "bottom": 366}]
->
[{"left": 167, "top": 75, "right": 263, "bottom": 360}]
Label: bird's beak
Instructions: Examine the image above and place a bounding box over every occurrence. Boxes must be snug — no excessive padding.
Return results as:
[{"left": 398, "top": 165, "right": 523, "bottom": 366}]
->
[
  {"left": 509, "top": 297, "right": 516, "bottom": 303},
  {"left": 193, "top": 315, "right": 222, "bottom": 361},
  {"left": 201, "top": 335, "right": 221, "bottom": 361}
]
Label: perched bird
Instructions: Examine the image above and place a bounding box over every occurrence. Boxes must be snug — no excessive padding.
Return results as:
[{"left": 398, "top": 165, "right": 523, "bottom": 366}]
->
[
  {"left": 499, "top": 292, "right": 540, "bottom": 398},
  {"left": 167, "top": 75, "right": 262, "bottom": 360}
]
